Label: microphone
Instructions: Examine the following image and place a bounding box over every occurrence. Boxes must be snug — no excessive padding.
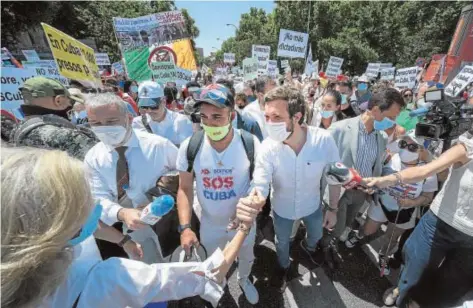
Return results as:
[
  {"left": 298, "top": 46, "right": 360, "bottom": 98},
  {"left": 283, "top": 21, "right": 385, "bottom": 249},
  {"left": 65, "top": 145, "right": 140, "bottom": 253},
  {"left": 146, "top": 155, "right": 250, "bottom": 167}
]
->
[
  {"left": 325, "top": 162, "right": 363, "bottom": 189},
  {"left": 409, "top": 107, "right": 430, "bottom": 118}
]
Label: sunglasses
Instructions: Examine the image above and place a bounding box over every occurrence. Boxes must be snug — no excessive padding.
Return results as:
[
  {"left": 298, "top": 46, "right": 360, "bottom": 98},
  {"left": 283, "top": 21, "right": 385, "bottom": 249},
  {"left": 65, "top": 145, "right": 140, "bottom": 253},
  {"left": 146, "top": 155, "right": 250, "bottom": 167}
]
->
[
  {"left": 141, "top": 105, "right": 160, "bottom": 110},
  {"left": 398, "top": 140, "right": 419, "bottom": 152},
  {"left": 403, "top": 94, "right": 413, "bottom": 98}
]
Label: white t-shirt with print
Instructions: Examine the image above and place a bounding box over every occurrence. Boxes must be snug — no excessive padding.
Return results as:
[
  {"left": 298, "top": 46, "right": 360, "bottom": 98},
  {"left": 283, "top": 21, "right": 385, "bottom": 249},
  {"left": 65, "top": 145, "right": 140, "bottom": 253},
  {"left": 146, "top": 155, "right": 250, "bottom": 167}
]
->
[
  {"left": 176, "top": 129, "right": 260, "bottom": 225},
  {"left": 380, "top": 154, "right": 438, "bottom": 212}
]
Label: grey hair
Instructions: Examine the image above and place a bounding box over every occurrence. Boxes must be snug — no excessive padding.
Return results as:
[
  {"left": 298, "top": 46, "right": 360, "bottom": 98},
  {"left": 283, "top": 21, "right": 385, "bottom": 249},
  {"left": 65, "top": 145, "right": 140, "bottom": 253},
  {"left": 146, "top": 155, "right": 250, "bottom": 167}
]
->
[{"left": 85, "top": 92, "right": 128, "bottom": 115}]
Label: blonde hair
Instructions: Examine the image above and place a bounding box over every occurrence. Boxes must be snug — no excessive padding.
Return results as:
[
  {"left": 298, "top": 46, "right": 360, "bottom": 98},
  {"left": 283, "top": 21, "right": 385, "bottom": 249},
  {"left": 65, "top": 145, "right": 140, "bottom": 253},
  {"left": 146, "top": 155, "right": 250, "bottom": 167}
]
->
[{"left": 1, "top": 147, "right": 92, "bottom": 308}]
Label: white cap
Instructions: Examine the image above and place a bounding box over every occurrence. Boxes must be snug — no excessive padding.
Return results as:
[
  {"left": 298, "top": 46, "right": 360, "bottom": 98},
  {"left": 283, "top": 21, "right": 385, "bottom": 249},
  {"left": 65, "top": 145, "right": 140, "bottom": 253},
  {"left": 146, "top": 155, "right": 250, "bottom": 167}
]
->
[
  {"left": 402, "top": 129, "right": 425, "bottom": 146},
  {"left": 358, "top": 75, "right": 369, "bottom": 83},
  {"left": 138, "top": 81, "right": 164, "bottom": 107}
]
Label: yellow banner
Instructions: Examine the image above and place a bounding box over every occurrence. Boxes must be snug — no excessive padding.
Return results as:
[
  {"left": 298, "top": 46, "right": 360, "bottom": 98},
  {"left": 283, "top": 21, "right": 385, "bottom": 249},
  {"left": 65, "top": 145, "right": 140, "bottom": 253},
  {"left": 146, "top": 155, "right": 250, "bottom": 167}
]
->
[
  {"left": 171, "top": 39, "right": 197, "bottom": 71},
  {"left": 41, "top": 23, "right": 101, "bottom": 85}
]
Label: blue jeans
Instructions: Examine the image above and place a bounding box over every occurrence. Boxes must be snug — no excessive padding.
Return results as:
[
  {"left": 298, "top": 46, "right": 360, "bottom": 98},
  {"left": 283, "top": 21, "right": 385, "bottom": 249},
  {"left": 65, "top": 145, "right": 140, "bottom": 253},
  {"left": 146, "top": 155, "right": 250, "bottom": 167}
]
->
[
  {"left": 397, "top": 210, "right": 473, "bottom": 306},
  {"left": 273, "top": 207, "right": 323, "bottom": 269}
]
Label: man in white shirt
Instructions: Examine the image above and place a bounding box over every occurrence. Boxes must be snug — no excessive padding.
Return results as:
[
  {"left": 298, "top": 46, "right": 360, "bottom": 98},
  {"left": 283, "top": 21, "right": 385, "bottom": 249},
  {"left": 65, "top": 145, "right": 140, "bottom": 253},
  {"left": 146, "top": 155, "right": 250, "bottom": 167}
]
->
[
  {"left": 85, "top": 93, "right": 178, "bottom": 264},
  {"left": 242, "top": 76, "right": 277, "bottom": 139},
  {"left": 132, "top": 81, "right": 193, "bottom": 146},
  {"left": 251, "top": 85, "right": 341, "bottom": 292},
  {"left": 175, "top": 84, "right": 264, "bottom": 304}
]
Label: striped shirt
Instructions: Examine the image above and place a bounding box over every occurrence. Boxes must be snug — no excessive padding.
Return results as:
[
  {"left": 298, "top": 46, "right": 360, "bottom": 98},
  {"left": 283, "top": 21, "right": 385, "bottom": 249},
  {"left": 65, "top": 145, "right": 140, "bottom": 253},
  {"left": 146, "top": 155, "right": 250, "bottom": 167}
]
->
[{"left": 355, "top": 120, "right": 378, "bottom": 178}]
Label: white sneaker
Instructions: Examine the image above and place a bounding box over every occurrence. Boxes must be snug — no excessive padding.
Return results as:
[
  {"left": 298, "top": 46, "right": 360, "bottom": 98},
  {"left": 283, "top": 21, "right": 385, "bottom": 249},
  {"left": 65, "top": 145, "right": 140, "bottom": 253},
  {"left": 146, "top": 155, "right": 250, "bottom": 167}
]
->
[
  {"left": 239, "top": 278, "right": 259, "bottom": 304},
  {"left": 339, "top": 227, "right": 352, "bottom": 242}
]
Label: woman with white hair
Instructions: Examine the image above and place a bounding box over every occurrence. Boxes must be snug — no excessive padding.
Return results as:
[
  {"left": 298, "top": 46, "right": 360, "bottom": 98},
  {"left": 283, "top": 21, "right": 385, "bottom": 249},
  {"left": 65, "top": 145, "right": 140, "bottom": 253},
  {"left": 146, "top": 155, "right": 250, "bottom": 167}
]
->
[{"left": 1, "top": 147, "right": 261, "bottom": 308}]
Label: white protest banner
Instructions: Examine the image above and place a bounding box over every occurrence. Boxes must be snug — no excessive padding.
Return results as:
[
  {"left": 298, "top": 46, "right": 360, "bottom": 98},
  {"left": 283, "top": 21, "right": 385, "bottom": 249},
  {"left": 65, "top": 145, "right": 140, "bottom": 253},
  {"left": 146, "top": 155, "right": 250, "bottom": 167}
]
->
[
  {"left": 277, "top": 29, "right": 309, "bottom": 58},
  {"left": 1, "top": 67, "right": 38, "bottom": 114},
  {"left": 252, "top": 45, "right": 271, "bottom": 75},
  {"left": 231, "top": 66, "right": 240, "bottom": 75},
  {"left": 23, "top": 60, "right": 57, "bottom": 69},
  {"left": 281, "top": 59, "right": 289, "bottom": 68},
  {"left": 215, "top": 66, "right": 228, "bottom": 79},
  {"left": 379, "top": 63, "right": 393, "bottom": 70},
  {"left": 22, "top": 50, "right": 41, "bottom": 62},
  {"left": 394, "top": 66, "right": 418, "bottom": 89},
  {"left": 365, "top": 63, "right": 381, "bottom": 78},
  {"left": 112, "top": 61, "right": 124, "bottom": 75},
  {"left": 304, "top": 46, "right": 314, "bottom": 76},
  {"left": 224, "top": 53, "right": 235, "bottom": 64},
  {"left": 151, "top": 61, "right": 177, "bottom": 84},
  {"left": 31, "top": 66, "right": 69, "bottom": 86},
  {"left": 176, "top": 68, "right": 193, "bottom": 87},
  {"left": 445, "top": 65, "right": 473, "bottom": 97},
  {"left": 380, "top": 67, "right": 396, "bottom": 81},
  {"left": 326, "top": 56, "right": 344, "bottom": 78},
  {"left": 242, "top": 58, "right": 258, "bottom": 81},
  {"left": 95, "top": 53, "right": 111, "bottom": 66},
  {"left": 268, "top": 60, "right": 278, "bottom": 78}
]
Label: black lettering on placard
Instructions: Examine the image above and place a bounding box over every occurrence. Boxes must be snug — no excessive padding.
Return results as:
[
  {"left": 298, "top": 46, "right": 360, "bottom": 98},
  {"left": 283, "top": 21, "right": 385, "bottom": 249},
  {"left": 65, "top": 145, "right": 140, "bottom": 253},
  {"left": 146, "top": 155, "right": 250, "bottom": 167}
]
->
[
  {"left": 60, "top": 39, "right": 81, "bottom": 56},
  {"left": 464, "top": 67, "right": 473, "bottom": 74},
  {"left": 1, "top": 91, "right": 24, "bottom": 102},
  {"left": 82, "top": 65, "right": 90, "bottom": 76},
  {"left": 57, "top": 58, "right": 83, "bottom": 73},
  {"left": 1, "top": 76, "right": 18, "bottom": 84},
  {"left": 48, "top": 33, "right": 61, "bottom": 50},
  {"left": 457, "top": 73, "right": 470, "bottom": 82},
  {"left": 36, "top": 68, "right": 46, "bottom": 75},
  {"left": 283, "top": 32, "right": 293, "bottom": 41}
]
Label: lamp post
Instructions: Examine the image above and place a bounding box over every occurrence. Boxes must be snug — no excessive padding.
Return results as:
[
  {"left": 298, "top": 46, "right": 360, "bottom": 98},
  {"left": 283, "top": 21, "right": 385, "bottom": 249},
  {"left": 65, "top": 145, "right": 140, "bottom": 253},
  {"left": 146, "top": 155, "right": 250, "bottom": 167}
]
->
[{"left": 226, "top": 23, "right": 238, "bottom": 31}]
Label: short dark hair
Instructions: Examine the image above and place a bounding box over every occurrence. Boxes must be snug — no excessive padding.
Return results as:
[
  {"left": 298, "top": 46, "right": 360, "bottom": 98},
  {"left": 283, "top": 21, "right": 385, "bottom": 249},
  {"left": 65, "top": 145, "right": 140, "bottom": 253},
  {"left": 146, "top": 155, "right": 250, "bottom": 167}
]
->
[
  {"left": 216, "top": 78, "right": 235, "bottom": 96},
  {"left": 264, "top": 85, "right": 305, "bottom": 124},
  {"left": 368, "top": 88, "right": 405, "bottom": 111},
  {"left": 235, "top": 93, "right": 247, "bottom": 103},
  {"left": 337, "top": 81, "right": 352, "bottom": 89},
  {"left": 255, "top": 76, "right": 274, "bottom": 94},
  {"left": 323, "top": 90, "right": 342, "bottom": 106}
]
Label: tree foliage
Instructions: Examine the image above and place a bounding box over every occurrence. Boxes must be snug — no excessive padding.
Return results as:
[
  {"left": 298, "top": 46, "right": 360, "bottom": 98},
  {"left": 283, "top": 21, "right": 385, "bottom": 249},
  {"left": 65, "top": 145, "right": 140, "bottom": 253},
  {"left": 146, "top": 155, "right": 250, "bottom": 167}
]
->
[{"left": 218, "top": 1, "right": 465, "bottom": 74}]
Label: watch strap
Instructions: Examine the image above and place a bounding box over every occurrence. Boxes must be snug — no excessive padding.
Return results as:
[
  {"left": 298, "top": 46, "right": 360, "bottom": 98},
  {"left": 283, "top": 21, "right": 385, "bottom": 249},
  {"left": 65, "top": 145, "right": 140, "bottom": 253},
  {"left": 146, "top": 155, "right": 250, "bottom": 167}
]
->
[
  {"left": 179, "top": 223, "right": 192, "bottom": 234},
  {"left": 118, "top": 234, "right": 131, "bottom": 247}
]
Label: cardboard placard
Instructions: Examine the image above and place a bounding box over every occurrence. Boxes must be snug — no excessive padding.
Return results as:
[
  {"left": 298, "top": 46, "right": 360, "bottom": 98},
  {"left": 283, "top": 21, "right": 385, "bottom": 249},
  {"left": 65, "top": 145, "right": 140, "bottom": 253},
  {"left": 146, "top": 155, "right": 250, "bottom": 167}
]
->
[{"left": 277, "top": 29, "right": 309, "bottom": 58}]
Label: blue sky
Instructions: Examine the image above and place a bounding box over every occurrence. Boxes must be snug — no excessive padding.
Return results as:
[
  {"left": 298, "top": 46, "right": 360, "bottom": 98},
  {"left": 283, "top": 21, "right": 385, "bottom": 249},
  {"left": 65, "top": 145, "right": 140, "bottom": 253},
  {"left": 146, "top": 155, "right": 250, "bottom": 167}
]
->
[{"left": 176, "top": 0, "right": 276, "bottom": 56}]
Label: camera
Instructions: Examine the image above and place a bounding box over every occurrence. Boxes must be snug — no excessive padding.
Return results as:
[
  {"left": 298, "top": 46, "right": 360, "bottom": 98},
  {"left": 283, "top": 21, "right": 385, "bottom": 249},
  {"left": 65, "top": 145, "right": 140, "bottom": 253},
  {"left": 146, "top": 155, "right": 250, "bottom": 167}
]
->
[{"left": 415, "top": 89, "right": 472, "bottom": 150}]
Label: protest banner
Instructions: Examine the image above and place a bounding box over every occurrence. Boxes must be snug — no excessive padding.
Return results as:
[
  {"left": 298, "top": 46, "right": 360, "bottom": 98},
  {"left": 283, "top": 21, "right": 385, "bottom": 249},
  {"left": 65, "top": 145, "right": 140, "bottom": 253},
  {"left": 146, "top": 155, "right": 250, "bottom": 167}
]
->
[
  {"left": 424, "top": 54, "right": 446, "bottom": 82},
  {"left": 380, "top": 67, "right": 396, "bottom": 81},
  {"left": 21, "top": 50, "right": 41, "bottom": 62},
  {"left": 379, "top": 63, "right": 393, "bottom": 69},
  {"left": 224, "top": 53, "right": 235, "bottom": 64},
  {"left": 201, "top": 64, "right": 210, "bottom": 75},
  {"left": 112, "top": 61, "right": 125, "bottom": 75},
  {"left": 151, "top": 61, "right": 177, "bottom": 84},
  {"left": 231, "top": 66, "right": 240, "bottom": 75},
  {"left": 252, "top": 45, "right": 270, "bottom": 75},
  {"left": 176, "top": 68, "right": 192, "bottom": 87},
  {"left": 41, "top": 23, "right": 100, "bottom": 86},
  {"left": 243, "top": 57, "right": 258, "bottom": 81},
  {"left": 277, "top": 29, "right": 309, "bottom": 58},
  {"left": 444, "top": 65, "right": 473, "bottom": 97},
  {"left": 415, "top": 57, "right": 427, "bottom": 68},
  {"left": 326, "top": 56, "right": 344, "bottom": 78},
  {"left": 394, "top": 66, "right": 418, "bottom": 89},
  {"left": 1, "top": 67, "right": 37, "bottom": 115},
  {"left": 32, "top": 66, "right": 69, "bottom": 86},
  {"left": 268, "top": 60, "right": 278, "bottom": 78},
  {"left": 365, "top": 63, "right": 381, "bottom": 78},
  {"left": 23, "top": 60, "right": 57, "bottom": 68},
  {"left": 304, "top": 46, "right": 314, "bottom": 76},
  {"left": 95, "top": 53, "right": 111, "bottom": 66},
  {"left": 113, "top": 11, "right": 196, "bottom": 82},
  {"left": 281, "top": 59, "right": 289, "bottom": 69},
  {"left": 215, "top": 66, "right": 228, "bottom": 79}
]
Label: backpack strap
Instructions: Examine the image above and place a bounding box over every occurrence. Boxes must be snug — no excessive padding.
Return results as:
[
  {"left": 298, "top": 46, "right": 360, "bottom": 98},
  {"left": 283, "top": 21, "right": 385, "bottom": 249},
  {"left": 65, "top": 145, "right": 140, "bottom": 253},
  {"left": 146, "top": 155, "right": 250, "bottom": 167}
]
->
[
  {"left": 236, "top": 112, "right": 244, "bottom": 130},
  {"left": 186, "top": 130, "right": 205, "bottom": 173},
  {"left": 240, "top": 130, "right": 255, "bottom": 181},
  {"left": 141, "top": 114, "right": 153, "bottom": 134},
  {"left": 13, "top": 114, "right": 76, "bottom": 146}
]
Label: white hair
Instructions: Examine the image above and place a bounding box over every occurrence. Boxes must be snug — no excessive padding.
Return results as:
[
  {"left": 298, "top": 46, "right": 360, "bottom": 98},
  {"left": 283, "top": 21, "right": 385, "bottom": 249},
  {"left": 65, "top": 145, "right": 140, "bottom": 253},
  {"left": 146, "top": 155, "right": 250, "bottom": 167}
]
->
[{"left": 85, "top": 92, "right": 128, "bottom": 115}]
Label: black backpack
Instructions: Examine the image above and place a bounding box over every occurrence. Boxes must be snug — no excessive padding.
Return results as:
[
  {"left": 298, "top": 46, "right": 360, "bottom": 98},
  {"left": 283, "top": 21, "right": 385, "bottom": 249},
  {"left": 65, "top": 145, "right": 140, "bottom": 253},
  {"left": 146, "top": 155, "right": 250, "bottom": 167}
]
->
[{"left": 186, "top": 129, "right": 255, "bottom": 180}]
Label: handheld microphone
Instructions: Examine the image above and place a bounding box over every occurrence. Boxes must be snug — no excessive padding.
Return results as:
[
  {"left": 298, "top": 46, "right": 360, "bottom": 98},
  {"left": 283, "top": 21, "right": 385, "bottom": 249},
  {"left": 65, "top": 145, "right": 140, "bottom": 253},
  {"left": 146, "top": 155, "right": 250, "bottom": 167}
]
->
[
  {"left": 325, "top": 162, "right": 363, "bottom": 189},
  {"left": 408, "top": 107, "right": 429, "bottom": 118}
]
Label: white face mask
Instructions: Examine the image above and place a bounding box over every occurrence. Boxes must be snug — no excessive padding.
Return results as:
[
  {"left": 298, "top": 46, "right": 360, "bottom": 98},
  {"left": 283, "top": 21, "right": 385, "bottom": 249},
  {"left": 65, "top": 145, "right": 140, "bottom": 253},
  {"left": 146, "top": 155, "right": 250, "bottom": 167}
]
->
[
  {"left": 399, "top": 149, "right": 419, "bottom": 163},
  {"left": 266, "top": 121, "right": 291, "bottom": 142},
  {"left": 91, "top": 125, "right": 128, "bottom": 146},
  {"left": 387, "top": 140, "right": 400, "bottom": 153}
]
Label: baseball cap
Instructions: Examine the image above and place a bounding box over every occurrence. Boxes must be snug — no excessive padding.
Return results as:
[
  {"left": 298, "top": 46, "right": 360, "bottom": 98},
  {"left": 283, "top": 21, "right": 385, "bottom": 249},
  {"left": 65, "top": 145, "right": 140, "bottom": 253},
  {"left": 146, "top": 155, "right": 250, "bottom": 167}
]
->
[
  {"left": 20, "top": 76, "right": 84, "bottom": 103},
  {"left": 138, "top": 81, "right": 164, "bottom": 107},
  {"left": 357, "top": 75, "right": 369, "bottom": 83},
  {"left": 195, "top": 84, "right": 234, "bottom": 109},
  {"left": 401, "top": 129, "right": 425, "bottom": 146}
]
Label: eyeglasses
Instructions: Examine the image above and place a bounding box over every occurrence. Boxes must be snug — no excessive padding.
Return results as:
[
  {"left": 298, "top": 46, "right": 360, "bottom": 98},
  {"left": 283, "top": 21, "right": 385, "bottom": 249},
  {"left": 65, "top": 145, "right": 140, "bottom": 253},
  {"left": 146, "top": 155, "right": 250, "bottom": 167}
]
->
[
  {"left": 141, "top": 105, "right": 160, "bottom": 110},
  {"left": 398, "top": 140, "right": 419, "bottom": 152},
  {"left": 403, "top": 94, "right": 413, "bottom": 98}
]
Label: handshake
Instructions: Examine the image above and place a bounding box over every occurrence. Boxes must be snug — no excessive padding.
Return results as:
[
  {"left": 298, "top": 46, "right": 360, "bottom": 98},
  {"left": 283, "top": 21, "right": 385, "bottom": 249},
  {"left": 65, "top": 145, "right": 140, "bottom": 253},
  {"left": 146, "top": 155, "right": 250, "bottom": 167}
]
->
[{"left": 227, "top": 188, "right": 266, "bottom": 231}]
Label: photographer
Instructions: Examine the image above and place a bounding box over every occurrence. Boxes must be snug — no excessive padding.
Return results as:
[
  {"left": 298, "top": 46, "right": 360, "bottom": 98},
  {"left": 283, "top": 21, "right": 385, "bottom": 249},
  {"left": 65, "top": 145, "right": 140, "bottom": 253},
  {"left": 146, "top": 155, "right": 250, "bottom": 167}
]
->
[{"left": 364, "top": 128, "right": 473, "bottom": 307}]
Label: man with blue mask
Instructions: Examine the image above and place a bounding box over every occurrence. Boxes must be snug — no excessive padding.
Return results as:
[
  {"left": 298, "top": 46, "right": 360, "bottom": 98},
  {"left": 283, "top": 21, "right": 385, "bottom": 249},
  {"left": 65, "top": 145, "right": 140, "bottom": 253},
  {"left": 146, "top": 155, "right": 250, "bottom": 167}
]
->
[
  {"left": 354, "top": 75, "right": 372, "bottom": 114},
  {"left": 321, "top": 88, "right": 406, "bottom": 269},
  {"left": 335, "top": 80, "right": 358, "bottom": 118}
]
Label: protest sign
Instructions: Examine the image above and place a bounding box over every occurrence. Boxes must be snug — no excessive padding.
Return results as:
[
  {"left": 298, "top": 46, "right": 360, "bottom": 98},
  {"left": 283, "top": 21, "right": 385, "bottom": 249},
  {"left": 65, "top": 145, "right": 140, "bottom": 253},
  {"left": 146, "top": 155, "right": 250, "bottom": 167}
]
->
[
  {"left": 252, "top": 45, "right": 271, "bottom": 75},
  {"left": 415, "top": 57, "right": 427, "bottom": 68},
  {"left": 224, "top": 53, "right": 235, "bottom": 64},
  {"left": 23, "top": 60, "right": 57, "bottom": 68},
  {"left": 304, "top": 46, "right": 314, "bottom": 76},
  {"left": 201, "top": 64, "right": 210, "bottom": 75},
  {"left": 380, "top": 67, "right": 396, "bottom": 81},
  {"left": 379, "top": 63, "right": 393, "bottom": 70},
  {"left": 41, "top": 23, "right": 100, "bottom": 85},
  {"left": 424, "top": 54, "right": 446, "bottom": 82},
  {"left": 112, "top": 61, "right": 125, "bottom": 75},
  {"left": 268, "top": 60, "right": 278, "bottom": 78},
  {"left": 113, "top": 11, "right": 196, "bottom": 81},
  {"left": 277, "top": 29, "right": 309, "bottom": 58},
  {"left": 444, "top": 65, "right": 473, "bottom": 97},
  {"left": 243, "top": 58, "right": 258, "bottom": 81},
  {"left": 215, "top": 66, "right": 228, "bottom": 79},
  {"left": 176, "top": 68, "right": 192, "bottom": 87},
  {"left": 281, "top": 59, "right": 289, "bottom": 68},
  {"left": 31, "top": 66, "right": 69, "bottom": 86},
  {"left": 231, "top": 66, "right": 240, "bottom": 75},
  {"left": 313, "top": 59, "right": 319, "bottom": 74},
  {"left": 22, "top": 50, "right": 41, "bottom": 62},
  {"left": 394, "top": 66, "right": 418, "bottom": 89},
  {"left": 1, "top": 67, "right": 37, "bottom": 114},
  {"left": 151, "top": 61, "right": 177, "bottom": 84},
  {"left": 95, "top": 53, "right": 111, "bottom": 66},
  {"left": 365, "top": 63, "right": 381, "bottom": 78},
  {"left": 326, "top": 56, "right": 344, "bottom": 78}
]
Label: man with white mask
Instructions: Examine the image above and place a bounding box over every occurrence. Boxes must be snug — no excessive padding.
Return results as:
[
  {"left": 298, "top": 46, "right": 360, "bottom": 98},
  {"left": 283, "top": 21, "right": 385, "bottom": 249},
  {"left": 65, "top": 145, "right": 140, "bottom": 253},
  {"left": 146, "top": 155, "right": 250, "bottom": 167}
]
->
[
  {"left": 250, "top": 85, "right": 341, "bottom": 291},
  {"left": 132, "top": 80, "right": 193, "bottom": 147},
  {"left": 85, "top": 93, "right": 179, "bottom": 264}
]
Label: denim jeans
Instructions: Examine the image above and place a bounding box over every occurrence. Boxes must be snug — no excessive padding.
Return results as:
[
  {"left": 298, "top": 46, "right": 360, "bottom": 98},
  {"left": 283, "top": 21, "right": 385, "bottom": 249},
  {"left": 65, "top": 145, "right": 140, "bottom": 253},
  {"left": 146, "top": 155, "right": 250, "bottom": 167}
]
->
[
  {"left": 273, "top": 207, "right": 323, "bottom": 269},
  {"left": 397, "top": 210, "right": 473, "bottom": 307}
]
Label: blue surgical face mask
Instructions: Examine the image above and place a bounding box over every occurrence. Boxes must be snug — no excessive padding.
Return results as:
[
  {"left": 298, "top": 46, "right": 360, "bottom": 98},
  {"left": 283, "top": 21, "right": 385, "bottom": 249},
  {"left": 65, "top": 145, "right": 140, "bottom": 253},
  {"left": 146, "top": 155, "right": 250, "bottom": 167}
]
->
[
  {"left": 341, "top": 94, "right": 348, "bottom": 105},
  {"left": 130, "top": 85, "right": 138, "bottom": 93},
  {"left": 68, "top": 203, "right": 102, "bottom": 246},
  {"left": 119, "top": 81, "right": 125, "bottom": 89},
  {"left": 374, "top": 116, "right": 396, "bottom": 131},
  {"left": 247, "top": 95, "right": 257, "bottom": 102},
  {"left": 71, "top": 110, "right": 88, "bottom": 124},
  {"left": 321, "top": 110, "right": 335, "bottom": 119},
  {"left": 357, "top": 83, "right": 368, "bottom": 92}
]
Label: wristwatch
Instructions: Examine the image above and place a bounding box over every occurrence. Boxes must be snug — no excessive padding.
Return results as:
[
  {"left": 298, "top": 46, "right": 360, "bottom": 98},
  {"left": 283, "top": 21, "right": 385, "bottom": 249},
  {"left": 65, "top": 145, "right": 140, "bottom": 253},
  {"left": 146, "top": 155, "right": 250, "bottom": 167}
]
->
[
  {"left": 118, "top": 234, "right": 131, "bottom": 247},
  {"left": 178, "top": 223, "right": 192, "bottom": 234}
]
